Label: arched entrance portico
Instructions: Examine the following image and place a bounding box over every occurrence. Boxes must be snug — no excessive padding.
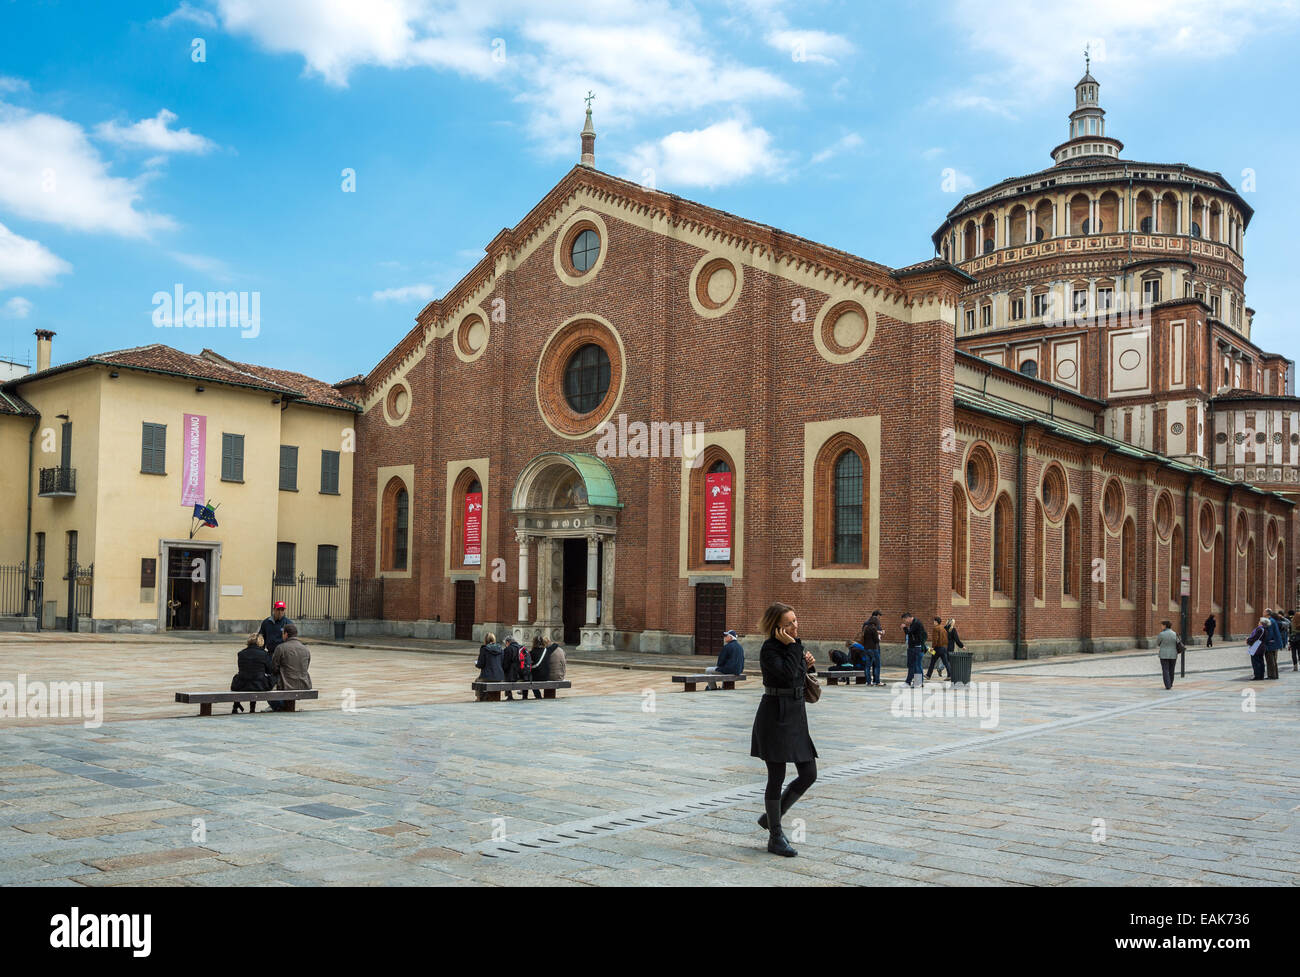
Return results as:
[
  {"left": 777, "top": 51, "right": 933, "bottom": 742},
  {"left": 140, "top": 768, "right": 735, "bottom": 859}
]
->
[{"left": 510, "top": 453, "right": 622, "bottom": 650}]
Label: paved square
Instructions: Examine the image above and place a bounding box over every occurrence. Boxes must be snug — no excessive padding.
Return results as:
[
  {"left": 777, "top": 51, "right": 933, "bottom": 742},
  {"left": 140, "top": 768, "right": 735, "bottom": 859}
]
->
[{"left": 0, "top": 635, "right": 1296, "bottom": 886}]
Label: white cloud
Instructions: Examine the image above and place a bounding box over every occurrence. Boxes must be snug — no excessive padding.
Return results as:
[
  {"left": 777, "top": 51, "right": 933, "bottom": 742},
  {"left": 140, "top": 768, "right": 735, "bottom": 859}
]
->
[
  {"left": 210, "top": 1, "right": 797, "bottom": 161},
  {"left": 920, "top": 146, "right": 945, "bottom": 160},
  {"left": 2, "top": 296, "right": 34, "bottom": 318},
  {"left": 95, "top": 109, "right": 217, "bottom": 155},
  {"left": 156, "top": 2, "right": 219, "bottom": 29},
  {"left": 765, "top": 29, "right": 854, "bottom": 65},
  {"left": 372, "top": 283, "right": 435, "bottom": 302},
  {"left": 810, "top": 131, "right": 863, "bottom": 165},
  {"left": 624, "top": 119, "right": 786, "bottom": 189},
  {"left": 0, "top": 77, "right": 29, "bottom": 94},
  {"left": 0, "top": 103, "right": 175, "bottom": 237},
  {"left": 926, "top": 91, "right": 1018, "bottom": 120},
  {"left": 946, "top": 0, "right": 1300, "bottom": 112},
  {"left": 169, "top": 251, "right": 233, "bottom": 279},
  {"left": 0, "top": 223, "right": 71, "bottom": 290}
]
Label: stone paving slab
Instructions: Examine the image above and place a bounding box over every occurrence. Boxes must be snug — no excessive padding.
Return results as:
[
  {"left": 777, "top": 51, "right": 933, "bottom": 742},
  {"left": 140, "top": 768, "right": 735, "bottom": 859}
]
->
[{"left": 0, "top": 634, "right": 1297, "bottom": 886}]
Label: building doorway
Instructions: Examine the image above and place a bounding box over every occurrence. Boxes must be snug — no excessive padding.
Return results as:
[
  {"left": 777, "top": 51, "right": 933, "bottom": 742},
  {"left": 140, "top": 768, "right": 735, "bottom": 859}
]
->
[
  {"left": 561, "top": 538, "right": 587, "bottom": 645},
  {"left": 165, "top": 546, "right": 211, "bottom": 630},
  {"left": 694, "top": 583, "right": 727, "bottom": 656},
  {"left": 454, "top": 580, "right": 475, "bottom": 640}
]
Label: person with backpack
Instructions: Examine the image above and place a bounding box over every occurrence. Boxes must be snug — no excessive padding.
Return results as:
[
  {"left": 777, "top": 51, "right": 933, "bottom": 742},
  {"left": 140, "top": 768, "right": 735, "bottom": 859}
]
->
[
  {"left": 501, "top": 637, "right": 522, "bottom": 699},
  {"left": 1290, "top": 609, "right": 1300, "bottom": 671},
  {"left": 926, "top": 617, "right": 950, "bottom": 680},
  {"left": 859, "top": 611, "right": 883, "bottom": 686},
  {"left": 1203, "top": 614, "right": 1216, "bottom": 648},
  {"left": 527, "top": 635, "right": 549, "bottom": 698}
]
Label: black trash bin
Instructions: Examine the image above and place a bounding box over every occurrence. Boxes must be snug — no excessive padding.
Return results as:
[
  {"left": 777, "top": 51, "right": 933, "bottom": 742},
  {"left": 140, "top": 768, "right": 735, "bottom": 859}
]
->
[
  {"left": 948, "top": 650, "right": 973, "bottom": 684},
  {"left": 333, "top": 620, "right": 346, "bottom": 641}
]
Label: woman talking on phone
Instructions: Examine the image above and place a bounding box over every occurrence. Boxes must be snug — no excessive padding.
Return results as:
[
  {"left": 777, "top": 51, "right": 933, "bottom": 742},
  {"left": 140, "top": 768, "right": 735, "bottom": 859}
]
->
[{"left": 751, "top": 601, "right": 818, "bottom": 857}]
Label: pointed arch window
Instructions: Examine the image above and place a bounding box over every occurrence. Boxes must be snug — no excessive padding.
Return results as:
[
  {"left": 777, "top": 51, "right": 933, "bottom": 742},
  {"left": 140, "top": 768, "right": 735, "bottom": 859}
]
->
[
  {"left": 952, "top": 483, "right": 968, "bottom": 598},
  {"left": 1064, "top": 506, "right": 1080, "bottom": 597},
  {"left": 993, "top": 493, "right": 1014, "bottom": 596}
]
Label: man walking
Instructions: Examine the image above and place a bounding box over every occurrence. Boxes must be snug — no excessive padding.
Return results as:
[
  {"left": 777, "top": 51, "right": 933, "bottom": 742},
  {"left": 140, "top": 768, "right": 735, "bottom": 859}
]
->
[
  {"left": 1203, "top": 614, "right": 1216, "bottom": 648},
  {"left": 1156, "top": 620, "right": 1180, "bottom": 690},
  {"left": 902, "top": 612, "right": 927, "bottom": 688},
  {"left": 1263, "top": 608, "right": 1283, "bottom": 680},
  {"left": 258, "top": 601, "right": 293, "bottom": 658},
  {"left": 706, "top": 629, "right": 745, "bottom": 690}
]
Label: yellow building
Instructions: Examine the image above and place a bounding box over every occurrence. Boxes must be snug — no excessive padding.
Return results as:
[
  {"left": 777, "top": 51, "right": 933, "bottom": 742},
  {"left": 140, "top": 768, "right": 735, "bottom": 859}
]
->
[{"left": 0, "top": 332, "right": 359, "bottom": 634}]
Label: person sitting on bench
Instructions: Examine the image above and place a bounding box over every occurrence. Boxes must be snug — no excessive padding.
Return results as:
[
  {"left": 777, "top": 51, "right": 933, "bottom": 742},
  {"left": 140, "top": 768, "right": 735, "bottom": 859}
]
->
[
  {"left": 230, "top": 633, "right": 274, "bottom": 714},
  {"left": 527, "top": 636, "right": 551, "bottom": 699},
  {"left": 269, "top": 624, "right": 312, "bottom": 712},
  {"left": 706, "top": 629, "right": 744, "bottom": 689}
]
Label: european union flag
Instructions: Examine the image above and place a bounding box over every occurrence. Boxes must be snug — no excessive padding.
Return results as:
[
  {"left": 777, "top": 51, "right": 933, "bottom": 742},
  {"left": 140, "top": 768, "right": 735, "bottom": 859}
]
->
[{"left": 192, "top": 503, "right": 218, "bottom": 528}]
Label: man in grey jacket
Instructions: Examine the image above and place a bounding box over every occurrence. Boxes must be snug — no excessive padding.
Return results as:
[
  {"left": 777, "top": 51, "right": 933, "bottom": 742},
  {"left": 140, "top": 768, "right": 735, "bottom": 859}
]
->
[
  {"left": 1156, "top": 620, "right": 1180, "bottom": 690},
  {"left": 269, "top": 623, "right": 313, "bottom": 711}
]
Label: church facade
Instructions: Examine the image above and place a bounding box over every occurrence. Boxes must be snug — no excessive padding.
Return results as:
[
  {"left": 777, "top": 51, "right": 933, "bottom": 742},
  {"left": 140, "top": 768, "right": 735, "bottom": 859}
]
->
[{"left": 347, "top": 82, "right": 1294, "bottom": 659}]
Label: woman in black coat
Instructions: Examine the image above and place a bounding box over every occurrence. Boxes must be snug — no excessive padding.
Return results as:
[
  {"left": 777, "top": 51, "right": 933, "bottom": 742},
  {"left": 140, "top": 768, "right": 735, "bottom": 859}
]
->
[
  {"left": 751, "top": 601, "right": 817, "bottom": 858},
  {"left": 475, "top": 634, "right": 505, "bottom": 685},
  {"left": 230, "top": 633, "right": 274, "bottom": 714}
]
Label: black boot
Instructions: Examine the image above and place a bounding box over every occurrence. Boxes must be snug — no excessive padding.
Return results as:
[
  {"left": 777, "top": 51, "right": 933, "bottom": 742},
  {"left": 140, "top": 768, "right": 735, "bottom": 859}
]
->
[
  {"left": 765, "top": 799, "right": 797, "bottom": 857},
  {"left": 757, "top": 785, "right": 805, "bottom": 829},
  {"left": 232, "top": 703, "right": 242, "bottom": 714}
]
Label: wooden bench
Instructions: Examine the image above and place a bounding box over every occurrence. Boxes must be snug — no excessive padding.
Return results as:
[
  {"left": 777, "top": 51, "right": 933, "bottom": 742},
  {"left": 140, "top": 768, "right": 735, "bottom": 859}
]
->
[
  {"left": 671, "top": 673, "right": 747, "bottom": 692},
  {"left": 472, "top": 681, "right": 572, "bottom": 701},
  {"left": 175, "top": 690, "right": 320, "bottom": 716},
  {"left": 823, "top": 669, "right": 867, "bottom": 686}
]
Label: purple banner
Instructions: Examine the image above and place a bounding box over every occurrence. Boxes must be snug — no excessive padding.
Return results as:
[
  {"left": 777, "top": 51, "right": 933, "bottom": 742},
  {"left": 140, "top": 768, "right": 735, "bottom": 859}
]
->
[{"left": 181, "top": 413, "right": 206, "bottom": 507}]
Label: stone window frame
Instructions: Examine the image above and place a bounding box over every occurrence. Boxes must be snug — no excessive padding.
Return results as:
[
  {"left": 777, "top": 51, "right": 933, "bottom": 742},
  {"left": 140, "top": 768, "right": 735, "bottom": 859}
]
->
[
  {"left": 454, "top": 307, "right": 491, "bottom": 364},
  {"left": 964, "top": 441, "right": 998, "bottom": 512},
  {"left": 1101, "top": 477, "right": 1125, "bottom": 533},
  {"left": 443, "top": 458, "right": 490, "bottom": 579},
  {"left": 379, "top": 475, "right": 410, "bottom": 574},
  {"left": 552, "top": 210, "right": 609, "bottom": 287},
  {"left": 952, "top": 482, "right": 969, "bottom": 602},
  {"left": 688, "top": 444, "right": 738, "bottom": 572},
  {"left": 688, "top": 252, "right": 744, "bottom": 319},
  {"left": 1040, "top": 462, "right": 1069, "bottom": 522},
  {"left": 992, "top": 492, "right": 1015, "bottom": 598},
  {"left": 800, "top": 416, "right": 880, "bottom": 581},
  {"left": 383, "top": 381, "right": 411, "bottom": 427},
  {"left": 1063, "top": 505, "right": 1081, "bottom": 602},
  {"left": 535, "top": 314, "right": 627, "bottom": 440},
  {"left": 812, "top": 432, "right": 870, "bottom": 570}
]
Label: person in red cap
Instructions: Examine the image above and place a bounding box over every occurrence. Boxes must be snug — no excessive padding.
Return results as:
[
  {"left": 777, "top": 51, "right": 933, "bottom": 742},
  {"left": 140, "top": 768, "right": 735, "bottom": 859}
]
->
[{"left": 258, "top": 601, "right": 294, "bottom": 658}]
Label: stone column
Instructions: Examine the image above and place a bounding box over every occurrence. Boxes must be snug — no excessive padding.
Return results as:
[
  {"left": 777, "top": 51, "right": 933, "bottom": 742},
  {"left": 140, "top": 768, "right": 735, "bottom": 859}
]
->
[
  {"left": 516, "top": 532, "right": 531, "bottom": 624},
  {"left": 585, "top": 533, "right": 599, "bottom": 625}
]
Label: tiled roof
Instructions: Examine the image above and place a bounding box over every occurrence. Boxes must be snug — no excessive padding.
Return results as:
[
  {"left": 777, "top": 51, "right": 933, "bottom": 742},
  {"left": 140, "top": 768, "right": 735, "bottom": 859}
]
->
[
  {"left": 1211, "top": 388, "right": 1300, "bottom": 404},
  {"left": 198, "top": 350, "right": 360, "bottom": 411},
  {"left": 0, "top": 387, "right": 37, "bottom": 417},
  {"left": 2, "top": 343, "right": 358, "bottom": 411},
  {"left": 956, "top": 384, "right": 1292, "bottom": 503}
]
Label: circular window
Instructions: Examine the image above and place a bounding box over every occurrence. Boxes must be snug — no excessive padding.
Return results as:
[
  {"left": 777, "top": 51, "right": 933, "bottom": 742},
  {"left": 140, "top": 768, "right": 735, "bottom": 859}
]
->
[
  {"left": 570, "top": 229, "right": 600, "bottom": 273},
  {"left": 1292, "top": 434, "right": 1300, "bottom": 446},
  {"left": 1154, "top": 493, "right": 1173, "bottom": 540},
  {"left": 1102, "top": 478, "right": 1125, "bottom": 531},
  {"left": 1041, "top": 463, "right": 1067, "bottom": 521},
  {"left": 563, "top": 343, "right": 611, "bottom": 414},
  {"left": 535, "top": 315, "right": 625, "bottom": 439},
  {"left": 553, "top": 211, "right": 609, "bottom": 286},
  {"left": 816, "top": 299, "right": 874, "bottom": 361},
  {"left": 696, "top": 258, "right": 736, "bottom": 309},
  {"left": 1171, "top": 422, "right": 1185, "bottom": 436},
  {"left": 1019, "top": 360, "right": 1039, "bottom": 379},
  {"left": 1236, "top": 511, "right": 1249, "bottom": 551},
  {"left": 964, "top": 443, "right": 997, "bottom": 511},
  {"left": 384, "top": 382, "right": 410, "bottom": 425},
  {"left": 1216, "top": 433, "right": 1228, "bottom": 445},
  {"left": 1255, "top": 432, "right": 1267, "bottom": 444},
  {"left": 1274, "top": 433, "right": 1284, "bottom": 444},
  {"left": 1235, "top": 433, "right": 1246, "bottom": 445},
  {"left": 1267, "top": 519, "right": 1279, "bottom": 557},
  {"left": 1199, "top": 502, "right": 1215, "bottom": 548},
  {"left": 456, "top": 312, "right": 489, "bottom": 361}
]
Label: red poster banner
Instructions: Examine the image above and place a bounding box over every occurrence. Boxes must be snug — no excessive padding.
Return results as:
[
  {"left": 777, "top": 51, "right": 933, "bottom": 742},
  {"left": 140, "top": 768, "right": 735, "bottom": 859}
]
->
[
  {"left": 704, "top": 471, "right": 732, "bottom": 562},
  {"left": 463, "top": 492, "right": 482, "bottom": 565}
]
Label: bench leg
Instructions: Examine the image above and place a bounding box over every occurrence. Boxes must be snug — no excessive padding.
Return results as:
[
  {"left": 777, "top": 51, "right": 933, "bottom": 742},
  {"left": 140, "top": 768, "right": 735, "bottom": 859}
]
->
[
  {"left": 722, "top": 681, "right": 735, "bottom": 690},
  {"left": 286, "top": 700, "right": 296, "bottom": 712},
  {"left": 856, "top": 675, "right": 867, "bottom": 684},
  {"left": 544, "top": 688, "right": 556, "bottom": 699},
  {"left": 683, "top": 682, "right": 696, "bottom": 692},
  {"left": 199, "top": 702, "right": 212, "bottom": 716},
  {"left": 484, "top": 691, "right": 501, "bottom": 702}
]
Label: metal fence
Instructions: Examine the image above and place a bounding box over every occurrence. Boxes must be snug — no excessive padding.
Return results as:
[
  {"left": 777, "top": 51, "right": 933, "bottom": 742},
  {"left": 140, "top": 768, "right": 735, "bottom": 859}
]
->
[
  {"left": 0, "top": 563, "right": 27, "bottom": 616},
  {"left": 269, "top": 574, "right": 384, "bottom": 620}
]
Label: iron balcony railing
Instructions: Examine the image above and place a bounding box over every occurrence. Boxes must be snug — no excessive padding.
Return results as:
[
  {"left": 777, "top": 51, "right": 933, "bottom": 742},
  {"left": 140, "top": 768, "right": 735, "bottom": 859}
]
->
[{"left": 38, "top": 467, "right": 76, "bottom": 496}]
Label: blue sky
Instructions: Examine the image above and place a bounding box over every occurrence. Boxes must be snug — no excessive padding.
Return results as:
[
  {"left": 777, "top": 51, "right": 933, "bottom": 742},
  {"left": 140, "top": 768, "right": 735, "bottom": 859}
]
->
[{"left": 1, "top": 0, "right": 1298, "bottom": 383}]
